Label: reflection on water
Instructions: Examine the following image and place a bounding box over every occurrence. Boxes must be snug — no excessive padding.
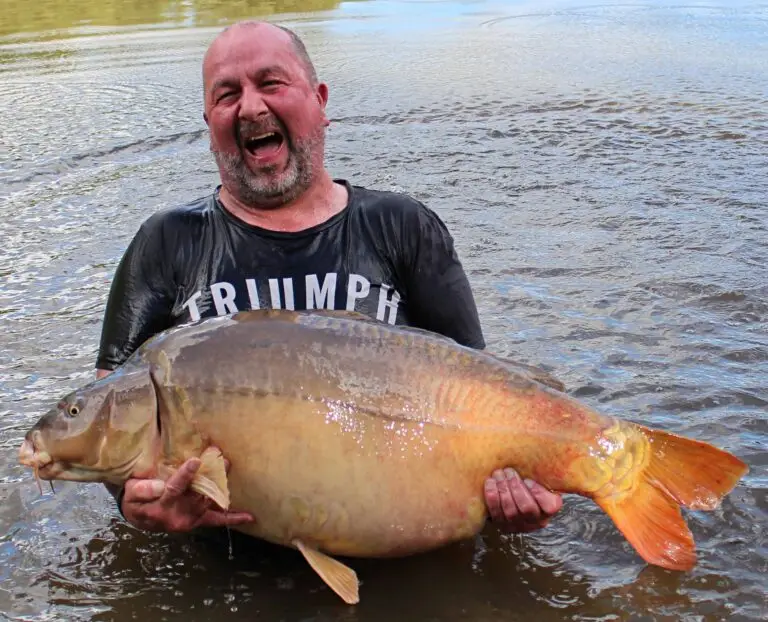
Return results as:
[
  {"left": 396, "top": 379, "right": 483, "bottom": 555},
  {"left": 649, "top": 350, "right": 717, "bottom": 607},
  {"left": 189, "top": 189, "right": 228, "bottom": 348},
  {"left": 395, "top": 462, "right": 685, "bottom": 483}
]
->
[
  {"left": 1, "top": 0, "right": 767, "bottom": 621},
  {"left": 0, "top": 0, "right": 344, "bottom": 40}
]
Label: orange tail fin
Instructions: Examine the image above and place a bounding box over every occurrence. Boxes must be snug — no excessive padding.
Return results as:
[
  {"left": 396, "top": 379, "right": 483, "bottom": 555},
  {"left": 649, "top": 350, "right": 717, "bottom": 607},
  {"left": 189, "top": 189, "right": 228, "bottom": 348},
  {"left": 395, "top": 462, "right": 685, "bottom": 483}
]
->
[{"left": 595, "top": 426, "right": 748, "bottom": 571}]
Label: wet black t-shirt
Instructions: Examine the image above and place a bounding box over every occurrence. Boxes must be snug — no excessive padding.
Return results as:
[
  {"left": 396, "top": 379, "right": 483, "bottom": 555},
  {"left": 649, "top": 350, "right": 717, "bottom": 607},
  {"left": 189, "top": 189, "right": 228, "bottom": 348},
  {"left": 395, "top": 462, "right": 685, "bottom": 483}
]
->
[{"left": 96, "top": 180, "right": 486, "bottom": 371}]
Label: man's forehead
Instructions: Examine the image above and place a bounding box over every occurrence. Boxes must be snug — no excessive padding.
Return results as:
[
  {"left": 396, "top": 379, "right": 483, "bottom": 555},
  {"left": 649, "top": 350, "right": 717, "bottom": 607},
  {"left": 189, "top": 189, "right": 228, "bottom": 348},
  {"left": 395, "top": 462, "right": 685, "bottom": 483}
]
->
[{"left": 203, "top": 24, "right": 297, "bottom": 80}]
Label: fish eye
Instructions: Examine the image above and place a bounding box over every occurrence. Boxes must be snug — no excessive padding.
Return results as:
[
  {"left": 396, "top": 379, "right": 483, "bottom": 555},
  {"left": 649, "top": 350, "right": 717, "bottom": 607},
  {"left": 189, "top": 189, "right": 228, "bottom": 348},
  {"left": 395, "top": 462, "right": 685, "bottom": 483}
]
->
[{"left": 68, "top": 405, "right": 80, "bottom": 417}]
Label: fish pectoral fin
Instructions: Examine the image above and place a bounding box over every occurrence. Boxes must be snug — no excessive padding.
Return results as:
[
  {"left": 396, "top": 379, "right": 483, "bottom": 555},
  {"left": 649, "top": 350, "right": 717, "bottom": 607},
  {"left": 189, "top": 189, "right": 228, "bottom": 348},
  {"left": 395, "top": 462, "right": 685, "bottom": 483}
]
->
[
  {"left": 293, "top": 539, "right": 359, "bottom": 605},
  {"left": 188, "top": 446, "right": 230, "bottom": 511}
]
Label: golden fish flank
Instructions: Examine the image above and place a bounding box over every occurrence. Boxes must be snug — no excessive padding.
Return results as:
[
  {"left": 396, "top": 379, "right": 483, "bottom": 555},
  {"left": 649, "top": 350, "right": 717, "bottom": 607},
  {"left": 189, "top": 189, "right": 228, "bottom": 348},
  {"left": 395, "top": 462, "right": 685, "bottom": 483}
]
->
[
  {"left": 18, "top": 309, "right": 749, "bottom": 605},
  {"left": 280, "top": 497, "right": 351, "bottom": 541}
]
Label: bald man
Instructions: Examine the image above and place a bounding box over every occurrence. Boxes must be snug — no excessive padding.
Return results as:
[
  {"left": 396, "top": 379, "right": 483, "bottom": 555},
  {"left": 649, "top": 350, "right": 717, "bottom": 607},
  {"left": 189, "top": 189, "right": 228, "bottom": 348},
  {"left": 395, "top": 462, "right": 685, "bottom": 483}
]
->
[{"left": 97, "top": 21, "right": 563, "bottom": 537}]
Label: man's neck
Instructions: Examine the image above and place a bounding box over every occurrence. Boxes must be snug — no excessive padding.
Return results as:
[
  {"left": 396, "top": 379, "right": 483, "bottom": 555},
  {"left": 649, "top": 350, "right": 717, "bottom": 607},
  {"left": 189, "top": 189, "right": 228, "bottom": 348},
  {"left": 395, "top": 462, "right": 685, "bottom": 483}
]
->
[{"left": 218, "top": 173, "right": 349, "bottom": 232}]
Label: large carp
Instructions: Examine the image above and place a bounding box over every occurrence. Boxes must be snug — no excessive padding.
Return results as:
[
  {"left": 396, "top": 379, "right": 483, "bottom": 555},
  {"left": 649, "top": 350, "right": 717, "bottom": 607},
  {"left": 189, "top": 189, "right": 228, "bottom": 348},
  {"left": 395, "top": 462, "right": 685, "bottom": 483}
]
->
[{"left": 19, "top": 309, "right": 747, "bottom": 604}]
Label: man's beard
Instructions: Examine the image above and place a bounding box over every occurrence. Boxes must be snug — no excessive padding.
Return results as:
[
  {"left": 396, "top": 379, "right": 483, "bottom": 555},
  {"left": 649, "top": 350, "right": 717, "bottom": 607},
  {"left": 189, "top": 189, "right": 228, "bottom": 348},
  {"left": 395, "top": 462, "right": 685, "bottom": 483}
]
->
[{"left": 211, "top": 125, "right": 324, "bottom": 208}]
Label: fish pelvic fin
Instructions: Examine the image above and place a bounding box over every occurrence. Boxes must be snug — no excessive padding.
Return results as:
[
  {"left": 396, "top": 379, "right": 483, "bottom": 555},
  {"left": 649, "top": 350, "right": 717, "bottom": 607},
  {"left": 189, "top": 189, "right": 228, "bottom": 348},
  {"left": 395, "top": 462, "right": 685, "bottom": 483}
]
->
[
  {"left": 595, "top": 425, "right": 748, "bottom": 571},
  {"left": 293, "top": 539, "right": 360, "bottom": 605},
  {"left": 188, "top": 446, "right": 230, "bottom": 511}
]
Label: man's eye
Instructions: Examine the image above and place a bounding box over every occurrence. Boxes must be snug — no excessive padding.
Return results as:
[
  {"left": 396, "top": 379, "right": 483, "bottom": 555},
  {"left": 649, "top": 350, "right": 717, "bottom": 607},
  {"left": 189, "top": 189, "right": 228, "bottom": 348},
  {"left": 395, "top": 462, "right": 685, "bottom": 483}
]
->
[{"left": 216, "top": 91, "right": 236, "bottom": 103}]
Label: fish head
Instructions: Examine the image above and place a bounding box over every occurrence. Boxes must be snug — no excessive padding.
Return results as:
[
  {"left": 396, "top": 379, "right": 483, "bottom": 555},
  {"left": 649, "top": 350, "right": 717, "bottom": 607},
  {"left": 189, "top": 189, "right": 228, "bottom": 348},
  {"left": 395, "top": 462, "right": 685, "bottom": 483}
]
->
[{"left": 19, "top": 368, "right": 158, "bottom": 485}]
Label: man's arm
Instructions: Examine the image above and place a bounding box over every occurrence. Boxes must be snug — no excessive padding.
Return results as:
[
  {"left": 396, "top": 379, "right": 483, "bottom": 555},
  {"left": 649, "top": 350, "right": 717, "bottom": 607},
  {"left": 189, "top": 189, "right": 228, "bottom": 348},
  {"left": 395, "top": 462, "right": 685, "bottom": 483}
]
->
[
  {"left": 96, "top": 224, "right": 175, "bottom": 372},
  {"left": 400, "top": 203, "right": 564, "bottom": 532},
  {"left": 399, "top": 205, "right": 485, "bottom": 350}
]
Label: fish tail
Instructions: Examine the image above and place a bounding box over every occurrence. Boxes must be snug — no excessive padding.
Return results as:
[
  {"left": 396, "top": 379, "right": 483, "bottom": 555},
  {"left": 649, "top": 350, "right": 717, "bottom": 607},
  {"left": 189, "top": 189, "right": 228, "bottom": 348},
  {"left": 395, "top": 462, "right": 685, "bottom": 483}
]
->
[{"left": 595, "top": 425, "right": 748, "bottom": 571}]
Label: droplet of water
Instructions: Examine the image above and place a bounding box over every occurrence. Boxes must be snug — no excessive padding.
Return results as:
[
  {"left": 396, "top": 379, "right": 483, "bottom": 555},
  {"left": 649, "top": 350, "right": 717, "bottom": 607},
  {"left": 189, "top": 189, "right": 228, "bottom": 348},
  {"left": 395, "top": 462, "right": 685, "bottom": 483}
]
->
[{"left": 226, "top": 525, "right": 233, "bottom": 560}]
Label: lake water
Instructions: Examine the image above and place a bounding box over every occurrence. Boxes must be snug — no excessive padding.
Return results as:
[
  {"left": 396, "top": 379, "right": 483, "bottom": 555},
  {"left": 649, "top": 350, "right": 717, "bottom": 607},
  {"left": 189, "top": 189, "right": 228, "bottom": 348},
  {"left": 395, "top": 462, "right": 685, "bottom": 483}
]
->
[{"left": 1, "top": 0, "right": 766, "bottom": 620}]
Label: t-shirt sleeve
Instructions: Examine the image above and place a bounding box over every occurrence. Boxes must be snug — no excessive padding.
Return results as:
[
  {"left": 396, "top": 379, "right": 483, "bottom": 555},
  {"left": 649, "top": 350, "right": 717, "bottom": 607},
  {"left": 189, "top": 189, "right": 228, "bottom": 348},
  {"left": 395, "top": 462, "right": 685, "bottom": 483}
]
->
[
  {"left": 96, "top": 220, "right": 176, "bottom": 371},
  {"left": 400, "top": 203, "right": 486, "bottom": 349}
]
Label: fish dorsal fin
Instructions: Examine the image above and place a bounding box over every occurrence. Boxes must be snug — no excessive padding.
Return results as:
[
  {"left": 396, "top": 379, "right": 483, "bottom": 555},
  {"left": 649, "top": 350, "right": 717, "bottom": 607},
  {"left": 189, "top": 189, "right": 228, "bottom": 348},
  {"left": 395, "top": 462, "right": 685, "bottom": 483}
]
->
[
  {"left": 293, "top": 539, "right": 360, "bottom": 604},
  {"left": 300, "top": 310, "right": 460, "bottom": 343},
  {"left": 304, "top": 310, "right": 373, "bottom": 322},
  {"left": 232, "top": 309, "right": 376, "bottom": 325},
  {"left": 302, "top": 310, "right": 566, "bottom": 393},
  {"left": 188, "top": 446, "right": 230, "bottom": 510},
  {"left": 490, "top": 354, "right": 566, "bottom": 393}
]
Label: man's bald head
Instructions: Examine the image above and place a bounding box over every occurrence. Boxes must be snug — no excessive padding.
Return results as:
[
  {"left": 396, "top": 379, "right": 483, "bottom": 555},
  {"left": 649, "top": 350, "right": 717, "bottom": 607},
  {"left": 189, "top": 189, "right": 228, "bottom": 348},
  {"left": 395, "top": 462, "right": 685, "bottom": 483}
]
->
[{"left": 203, "top": 21, "right": 318, "bottom": 87}]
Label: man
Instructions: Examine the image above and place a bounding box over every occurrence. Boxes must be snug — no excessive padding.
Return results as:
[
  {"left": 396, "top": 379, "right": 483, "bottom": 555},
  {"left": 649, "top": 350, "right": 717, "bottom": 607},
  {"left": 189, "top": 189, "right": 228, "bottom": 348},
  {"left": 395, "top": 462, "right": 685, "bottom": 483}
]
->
[{"left": 96, "top": 21, "right": 563, "bottom": 537}]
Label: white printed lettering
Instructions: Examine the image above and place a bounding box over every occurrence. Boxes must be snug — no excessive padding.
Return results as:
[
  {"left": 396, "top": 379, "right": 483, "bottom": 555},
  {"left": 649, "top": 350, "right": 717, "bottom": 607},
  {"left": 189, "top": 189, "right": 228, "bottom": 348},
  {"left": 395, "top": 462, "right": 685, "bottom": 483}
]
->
[
  {"left": 346, "top": 274, "right": 371, "bottom": 311},
  {"left": 282, "top": 278, "right": 295, "bottom": 310},
  {"left": 376, "top": 284, "right": 401, "bottom": 325},
  {"left": 306, "top": 273, "right": 337, "bottom": 309},
  {"left": 182, "top": 291, "right": 203, "bottom": 322},
  {"left": 245, "top": 279, "right": 261, "bottom": 310},
  {"left": 268, "top": 278, "right": 282, "bottom": 308},
  {"left": 211, "top": 282, "right": 239, "bottom": 316}
]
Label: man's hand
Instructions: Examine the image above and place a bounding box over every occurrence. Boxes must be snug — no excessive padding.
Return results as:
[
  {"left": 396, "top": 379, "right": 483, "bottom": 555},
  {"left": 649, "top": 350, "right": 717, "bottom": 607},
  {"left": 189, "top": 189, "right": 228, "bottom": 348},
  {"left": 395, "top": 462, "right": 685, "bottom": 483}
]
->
[
  {"left": 484, "top": 468, "right": 563, "bottom": 533},
  {"left": 120, "top": 457, "right": 254, "bottom": 532}
]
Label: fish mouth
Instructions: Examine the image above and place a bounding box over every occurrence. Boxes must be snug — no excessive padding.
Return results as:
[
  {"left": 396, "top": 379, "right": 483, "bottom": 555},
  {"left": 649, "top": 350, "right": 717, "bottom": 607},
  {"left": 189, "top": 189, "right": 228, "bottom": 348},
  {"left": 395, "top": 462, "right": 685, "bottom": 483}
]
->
[
  {"left": 19, "top": 435, "right": 57, "bottom": 492},
  {"left": 18, "top": 436, "right": 52, "bottom": 470}
]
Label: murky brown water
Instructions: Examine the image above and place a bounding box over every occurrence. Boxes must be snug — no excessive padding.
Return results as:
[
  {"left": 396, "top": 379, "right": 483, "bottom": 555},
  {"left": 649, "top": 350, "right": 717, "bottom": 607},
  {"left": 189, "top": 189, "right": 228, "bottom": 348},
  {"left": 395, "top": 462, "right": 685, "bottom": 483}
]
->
[{"left": 1, "top": 0, "right": 766, "bottom": 620}]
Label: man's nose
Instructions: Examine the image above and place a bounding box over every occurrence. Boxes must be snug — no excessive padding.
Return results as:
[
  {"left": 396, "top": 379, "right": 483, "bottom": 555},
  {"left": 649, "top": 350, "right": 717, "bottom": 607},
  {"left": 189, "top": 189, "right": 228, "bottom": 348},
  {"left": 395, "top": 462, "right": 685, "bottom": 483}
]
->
[{"left": 238, "top": 86, "right": 269, "bottom": 119}]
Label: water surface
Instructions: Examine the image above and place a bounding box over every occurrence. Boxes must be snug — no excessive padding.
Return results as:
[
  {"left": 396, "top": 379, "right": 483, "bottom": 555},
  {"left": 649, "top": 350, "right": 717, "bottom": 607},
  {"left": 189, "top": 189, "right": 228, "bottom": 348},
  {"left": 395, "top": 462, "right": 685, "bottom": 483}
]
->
[{"left": 1, "top": 1, "right": 766, "bottom": 620}]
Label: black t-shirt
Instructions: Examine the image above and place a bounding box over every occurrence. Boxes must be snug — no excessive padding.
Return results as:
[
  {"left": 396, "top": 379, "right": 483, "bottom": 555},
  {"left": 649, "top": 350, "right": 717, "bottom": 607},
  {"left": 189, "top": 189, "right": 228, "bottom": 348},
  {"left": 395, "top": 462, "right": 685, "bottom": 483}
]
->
[{"left": 96, "top": 180, "right": 485, "bottom": 371}]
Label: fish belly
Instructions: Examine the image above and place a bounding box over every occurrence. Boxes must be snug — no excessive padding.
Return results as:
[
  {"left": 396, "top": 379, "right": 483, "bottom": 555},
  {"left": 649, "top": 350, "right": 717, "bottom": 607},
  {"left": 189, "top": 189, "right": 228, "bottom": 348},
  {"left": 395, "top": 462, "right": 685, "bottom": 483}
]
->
[{"left": 193, "top": 393, "right": 505, "bottom": 558}]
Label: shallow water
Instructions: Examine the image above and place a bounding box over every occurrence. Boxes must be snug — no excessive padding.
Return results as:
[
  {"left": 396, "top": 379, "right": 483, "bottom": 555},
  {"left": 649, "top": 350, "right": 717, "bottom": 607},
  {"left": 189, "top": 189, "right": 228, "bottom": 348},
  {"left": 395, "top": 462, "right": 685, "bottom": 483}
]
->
[{"left": 1, "top": 0, "right": 766, "bottom": 620}]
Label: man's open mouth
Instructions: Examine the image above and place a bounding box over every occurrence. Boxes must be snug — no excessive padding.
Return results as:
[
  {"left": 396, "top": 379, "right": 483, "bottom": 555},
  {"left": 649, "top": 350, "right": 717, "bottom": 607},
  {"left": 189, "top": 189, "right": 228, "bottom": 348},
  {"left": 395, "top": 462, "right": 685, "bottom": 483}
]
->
[{"left": 243, "top": 131, "right": 285, "bottom": 158}]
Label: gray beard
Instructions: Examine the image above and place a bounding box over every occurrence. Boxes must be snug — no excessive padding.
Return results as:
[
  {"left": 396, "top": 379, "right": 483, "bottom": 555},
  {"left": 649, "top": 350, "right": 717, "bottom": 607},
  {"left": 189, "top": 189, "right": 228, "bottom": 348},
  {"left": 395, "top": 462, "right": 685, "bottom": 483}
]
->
[{"left": 211, "top": 128, "right": 323, "bottom": 207}]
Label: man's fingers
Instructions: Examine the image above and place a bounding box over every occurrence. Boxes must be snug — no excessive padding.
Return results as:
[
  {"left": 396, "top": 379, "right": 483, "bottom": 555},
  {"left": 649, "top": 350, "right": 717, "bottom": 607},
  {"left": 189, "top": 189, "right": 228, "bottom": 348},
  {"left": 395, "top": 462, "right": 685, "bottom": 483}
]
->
[
  {"left": 483, "top": 468, "right": 563, "bottom": 533},
  {"left": 163, "top": 458, "right": 202, "bottom": 498},
  {"left": 484, "top": 476, "right": 503, "bottom": 522},
  {"left": 125, "top": 479, "right": 165, "bottom": 503},
  {"left": 505, "top": 469, "right": 541, "bottom": 522},
  {"left": 198, "top": 510, "right": 255, "bottom": 529},
  {"left": 526, "top": 479, "right": 564, "bottom": 516},
  {"left": 495, "top": 469, "right": 522, "bottom": 520},
  {"left": 485, "top": 469, "right": 522, "bottom": 524}
]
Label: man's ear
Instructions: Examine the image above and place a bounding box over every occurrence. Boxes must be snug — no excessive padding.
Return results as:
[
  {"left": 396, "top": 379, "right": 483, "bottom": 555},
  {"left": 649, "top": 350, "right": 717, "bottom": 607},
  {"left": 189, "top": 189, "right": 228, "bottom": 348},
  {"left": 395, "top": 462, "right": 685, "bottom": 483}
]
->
[
  {"left": 317, "top": 82, "right": 329, "bottom": 108},
  {"left": 317, "top": 82, "right": 330, "bottom": 127}
]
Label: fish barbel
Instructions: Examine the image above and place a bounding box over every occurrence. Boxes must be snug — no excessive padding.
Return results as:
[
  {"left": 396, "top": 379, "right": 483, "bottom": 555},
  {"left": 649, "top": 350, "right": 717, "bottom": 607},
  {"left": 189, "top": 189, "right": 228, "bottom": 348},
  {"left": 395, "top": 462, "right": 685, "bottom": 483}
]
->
[{"left": 18, "top": 309, "right": 748, "bottom": 604}]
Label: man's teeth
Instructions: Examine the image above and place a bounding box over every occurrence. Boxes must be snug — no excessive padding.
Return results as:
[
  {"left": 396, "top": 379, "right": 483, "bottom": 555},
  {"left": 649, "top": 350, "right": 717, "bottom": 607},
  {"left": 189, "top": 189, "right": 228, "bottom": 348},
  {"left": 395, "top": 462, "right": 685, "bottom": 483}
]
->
[{"left": 246, "top": 132, "right": 276, "bottom": 143}]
